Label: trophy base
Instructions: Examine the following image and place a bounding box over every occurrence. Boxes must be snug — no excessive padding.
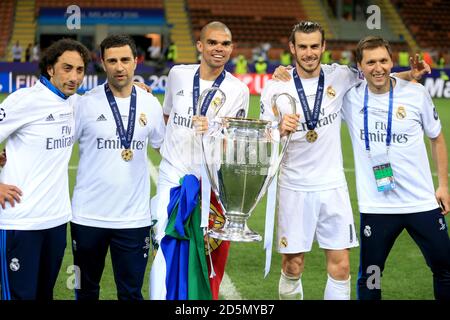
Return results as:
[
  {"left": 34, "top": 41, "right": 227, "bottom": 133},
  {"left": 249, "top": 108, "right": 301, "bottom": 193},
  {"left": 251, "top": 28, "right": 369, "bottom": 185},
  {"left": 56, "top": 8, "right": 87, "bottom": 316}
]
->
[{"left": 208, "top": 223, "right": 262, "bottom": 242}]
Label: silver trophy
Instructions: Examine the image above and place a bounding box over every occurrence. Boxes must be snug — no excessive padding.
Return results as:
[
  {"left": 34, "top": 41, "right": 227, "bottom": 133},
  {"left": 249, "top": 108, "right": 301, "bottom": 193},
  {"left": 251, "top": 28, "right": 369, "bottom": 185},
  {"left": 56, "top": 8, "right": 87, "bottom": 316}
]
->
[{"left": 198, "top": 88, "right": 296, "bottom": 242}]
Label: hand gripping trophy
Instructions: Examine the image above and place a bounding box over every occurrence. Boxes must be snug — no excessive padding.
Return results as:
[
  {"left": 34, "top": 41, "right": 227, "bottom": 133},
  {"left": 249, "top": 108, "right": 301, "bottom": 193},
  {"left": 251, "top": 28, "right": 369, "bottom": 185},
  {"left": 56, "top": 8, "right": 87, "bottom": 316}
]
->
[{"left": 199, "top": 88, "right": 297, "bottom": 242}]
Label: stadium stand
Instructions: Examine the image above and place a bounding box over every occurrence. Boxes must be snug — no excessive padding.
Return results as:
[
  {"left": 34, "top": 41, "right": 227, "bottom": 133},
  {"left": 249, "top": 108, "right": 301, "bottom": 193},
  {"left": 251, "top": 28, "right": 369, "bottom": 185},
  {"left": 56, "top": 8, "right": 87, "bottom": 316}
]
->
[
  {"left": 2, "top": 0, "right": 442, "bottom": 65},
  {"left": 392, "top": 0, "right": 450, "bottom": 51},
  {"left": 187, "top": 0, "right": 411, "bottom": 64},
  {"left": 6, "top": 0, "right": 36, "bottom": 62},
  {"left": 0, "top": 0, "right": 15, "bottom": 59},
  {"left": 187, "top": 0, "right": 307, "bottom": 59},
  {"left": 35, "top": 0, "right": 164, "bottom": 13}
]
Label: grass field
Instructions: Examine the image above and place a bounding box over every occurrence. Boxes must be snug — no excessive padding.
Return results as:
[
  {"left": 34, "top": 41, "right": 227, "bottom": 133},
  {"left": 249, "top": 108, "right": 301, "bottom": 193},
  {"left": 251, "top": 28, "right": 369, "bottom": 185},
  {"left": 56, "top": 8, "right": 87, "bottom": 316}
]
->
[{"left": 0, "top": 93, "right": 449, "bottom": 300}]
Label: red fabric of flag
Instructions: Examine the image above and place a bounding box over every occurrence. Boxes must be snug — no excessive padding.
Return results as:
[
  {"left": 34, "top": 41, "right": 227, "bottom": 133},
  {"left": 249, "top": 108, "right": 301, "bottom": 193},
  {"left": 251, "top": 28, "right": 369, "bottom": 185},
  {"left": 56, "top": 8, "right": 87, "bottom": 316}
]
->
[{"left": 206, "top": 192, "right": 230, "bottom": 300}]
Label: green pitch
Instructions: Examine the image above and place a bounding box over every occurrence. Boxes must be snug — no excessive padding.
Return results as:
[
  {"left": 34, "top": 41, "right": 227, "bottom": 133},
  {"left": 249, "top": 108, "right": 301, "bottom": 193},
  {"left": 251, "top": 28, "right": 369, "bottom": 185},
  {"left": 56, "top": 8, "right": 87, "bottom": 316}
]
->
[{"left": 0, "top": 93, "right": 449, "bottom": 300}]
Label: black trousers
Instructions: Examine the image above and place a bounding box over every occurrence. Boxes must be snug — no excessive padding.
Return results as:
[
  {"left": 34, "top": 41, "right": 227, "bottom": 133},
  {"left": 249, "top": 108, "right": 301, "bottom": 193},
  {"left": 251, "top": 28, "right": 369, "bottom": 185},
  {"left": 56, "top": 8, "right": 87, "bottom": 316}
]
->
[
  {"left": 70, "top": 222, "right": 150, "bottom": 300},
  {"left": 0, "top": 223, "right": 67, "bottom": 300},
  {"left": 357, "top": 208, "right": 450, "bottom": 300}
]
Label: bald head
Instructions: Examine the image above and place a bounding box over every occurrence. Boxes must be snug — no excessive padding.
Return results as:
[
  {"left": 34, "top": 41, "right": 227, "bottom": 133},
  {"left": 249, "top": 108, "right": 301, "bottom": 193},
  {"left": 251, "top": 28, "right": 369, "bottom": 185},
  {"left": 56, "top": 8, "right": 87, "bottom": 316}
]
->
[{"left": 200, "top": 21, "right": 232, "bottom": 42}]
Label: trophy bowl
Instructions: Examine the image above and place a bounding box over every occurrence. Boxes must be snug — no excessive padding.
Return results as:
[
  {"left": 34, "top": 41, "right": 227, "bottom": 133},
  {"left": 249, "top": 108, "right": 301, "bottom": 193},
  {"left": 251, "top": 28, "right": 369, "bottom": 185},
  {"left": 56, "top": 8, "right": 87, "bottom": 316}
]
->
[
  {"left": 203, "top": 117, "right": 273, "bottom": 241},
  {"left": 198, "top": 88, "right": 296, "bottom": 242}
]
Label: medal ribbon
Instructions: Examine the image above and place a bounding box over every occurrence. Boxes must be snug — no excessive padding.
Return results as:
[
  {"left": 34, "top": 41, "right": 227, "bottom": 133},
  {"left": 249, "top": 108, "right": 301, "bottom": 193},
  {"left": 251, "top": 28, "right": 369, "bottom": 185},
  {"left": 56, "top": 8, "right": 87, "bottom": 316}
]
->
[
  {"left": 363, "top": 79, "right": 394, "bottom": 153},
  {"left": 292, "top": 68, "right": 325, "bottom": 130},
  {"left": 192, "top": 67, "right": 226, "bottom": 116},
  {"left": 104, "top": 83, "right": 137, "bottom": 150}
]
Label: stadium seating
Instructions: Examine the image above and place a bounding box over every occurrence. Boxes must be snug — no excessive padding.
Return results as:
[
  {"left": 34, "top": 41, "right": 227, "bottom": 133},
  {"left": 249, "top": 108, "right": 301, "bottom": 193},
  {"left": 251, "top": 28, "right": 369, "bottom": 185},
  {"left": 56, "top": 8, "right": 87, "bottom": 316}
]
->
[
  {"left": 0, "top": 0, "right": 15, "bottom": 59},
  {"left": 188, "top": 0, "right": 307, "bottom": 58},
  {"left": 35, "top": 0, "right": 164, "bottom": 15},
  {"left": 392, "top": 0, "right": 450, "bottom": 50}
]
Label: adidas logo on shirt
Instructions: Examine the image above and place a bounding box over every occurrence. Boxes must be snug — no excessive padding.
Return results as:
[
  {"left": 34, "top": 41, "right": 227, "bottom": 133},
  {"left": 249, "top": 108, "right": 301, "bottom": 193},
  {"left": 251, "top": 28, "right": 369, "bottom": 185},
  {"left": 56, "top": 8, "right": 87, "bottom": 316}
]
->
[
  {"left": 45, "top": 114, "right": 55, "bottom": 121},
  {"left": 176, "top": 90, "right": 184, "bottom": 96},
  {"left": 96, "top": 114, "right": 107, "bottom": 121}
]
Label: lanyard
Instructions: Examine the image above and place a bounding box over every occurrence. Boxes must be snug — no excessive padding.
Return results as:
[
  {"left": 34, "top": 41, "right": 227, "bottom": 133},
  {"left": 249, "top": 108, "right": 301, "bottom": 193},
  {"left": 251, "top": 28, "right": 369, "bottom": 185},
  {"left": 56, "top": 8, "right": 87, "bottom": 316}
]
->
[
  {"left": 192, "top": 67, "right": 226, "bottom": 116},
  {"left": 363, "top": 79, "right": 394, "bottom": 152},
  {"left": 292, "top": 68, "right": 324, "bottom": 130},
  {"left": 39, "top": 75, "right": 68, "bottom": 100},
  {"left": 104, "top": 84, "right": 137, "bottom": 150}
]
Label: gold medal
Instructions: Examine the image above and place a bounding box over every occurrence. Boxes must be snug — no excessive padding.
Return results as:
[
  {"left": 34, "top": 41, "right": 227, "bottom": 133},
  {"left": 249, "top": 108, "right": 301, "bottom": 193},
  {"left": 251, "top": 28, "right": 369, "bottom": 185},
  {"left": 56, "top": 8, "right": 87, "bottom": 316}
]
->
[
  {"left": 326, "top": 85, "right": 336, "bottom": 98},
  {"left": 121, "top": 149, "right": 133, "bottom": 161},
  {"left": 139, "top": 113, "right": 147, "bottom": 127},
  {"left": 306, "top": 130, "right": 318, "bottom": 143}
]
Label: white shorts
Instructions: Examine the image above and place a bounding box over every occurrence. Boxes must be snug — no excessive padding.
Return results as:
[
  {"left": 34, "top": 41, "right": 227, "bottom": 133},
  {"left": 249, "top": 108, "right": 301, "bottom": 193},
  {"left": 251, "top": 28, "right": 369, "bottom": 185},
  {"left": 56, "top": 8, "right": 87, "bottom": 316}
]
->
[{"left": 277, "top": 186, "right": 359, "bottom": 253}]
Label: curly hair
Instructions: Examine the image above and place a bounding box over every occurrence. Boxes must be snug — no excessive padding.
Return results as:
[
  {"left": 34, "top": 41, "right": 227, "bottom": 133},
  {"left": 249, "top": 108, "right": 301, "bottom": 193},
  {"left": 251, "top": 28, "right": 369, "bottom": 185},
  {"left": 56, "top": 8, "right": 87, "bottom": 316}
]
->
[{"left": 39, "top": 38, "right": 91, "bottom": 79}]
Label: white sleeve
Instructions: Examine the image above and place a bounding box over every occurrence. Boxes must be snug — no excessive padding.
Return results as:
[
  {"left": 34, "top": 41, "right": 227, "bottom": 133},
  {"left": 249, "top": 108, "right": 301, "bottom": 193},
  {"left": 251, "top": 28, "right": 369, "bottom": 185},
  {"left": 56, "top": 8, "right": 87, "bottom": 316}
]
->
[
  {"left": 341, "top": 91, "right": 351, "bottom": 123},
  {"left": 229, "top": 84, "right": 250, "bottom": 118},
  {"left": 162, "top": 68, "right": 175, "bottom": 116},
  {"left": 148, "top": 96, "right": 166, "bottom": 149},
  {"left": 0, "top": 93, "right": 31, "bottom": 143},
  {"left": 259, "top": 81, "right": 276, "bottom": 122},
  {"left": 343, "top": 64, "right": 363, "bottom": 88},
  {"left": 420, "top": 87, "right": 441, "bottom": 139}
]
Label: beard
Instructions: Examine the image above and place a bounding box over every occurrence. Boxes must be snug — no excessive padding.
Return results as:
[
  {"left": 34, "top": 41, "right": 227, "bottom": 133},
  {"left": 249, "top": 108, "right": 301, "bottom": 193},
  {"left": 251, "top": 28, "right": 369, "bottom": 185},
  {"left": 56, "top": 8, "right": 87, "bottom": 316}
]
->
[
  {"left": 108, "top": 75, "right": 131, "bottom": 90},
  {"left": 295, "top": 56, "right": 321, "bottom": 75}
]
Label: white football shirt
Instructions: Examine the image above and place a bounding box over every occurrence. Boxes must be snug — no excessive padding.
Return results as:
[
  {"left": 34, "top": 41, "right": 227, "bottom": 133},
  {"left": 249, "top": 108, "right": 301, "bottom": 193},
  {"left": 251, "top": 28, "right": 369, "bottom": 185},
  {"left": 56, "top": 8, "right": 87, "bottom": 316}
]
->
[
  {"left": 342, "top": 77, "right": 441, "bottom": 213},
  {"left": 71, "top": 84, "right": 165, "bottom": 228},
  {"left": 260, "top": 64, "right": 361, "bottom": 191},
  {"left": 0, "top": 81, "right": 76, "bottom": 230},
  {"left": 160, "top": 64, "right": 250, "bottom": 180}
]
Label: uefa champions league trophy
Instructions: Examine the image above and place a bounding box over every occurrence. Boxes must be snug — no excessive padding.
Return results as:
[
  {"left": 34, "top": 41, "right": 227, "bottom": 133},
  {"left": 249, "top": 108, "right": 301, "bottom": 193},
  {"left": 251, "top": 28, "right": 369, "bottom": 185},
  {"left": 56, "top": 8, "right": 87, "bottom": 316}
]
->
[{"left": 198, "top": 88, "right": 297, "bottom": 242}]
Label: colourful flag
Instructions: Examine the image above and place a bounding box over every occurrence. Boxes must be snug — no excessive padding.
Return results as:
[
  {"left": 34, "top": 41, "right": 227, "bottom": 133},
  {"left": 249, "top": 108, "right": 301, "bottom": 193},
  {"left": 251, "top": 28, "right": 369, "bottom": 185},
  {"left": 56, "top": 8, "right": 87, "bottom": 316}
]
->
[
  {"left": 206, "top": 193, "right": 231, "bottom": 300},
  {"left": 161, "top": 175, "right": 212, "bottom": 300}
]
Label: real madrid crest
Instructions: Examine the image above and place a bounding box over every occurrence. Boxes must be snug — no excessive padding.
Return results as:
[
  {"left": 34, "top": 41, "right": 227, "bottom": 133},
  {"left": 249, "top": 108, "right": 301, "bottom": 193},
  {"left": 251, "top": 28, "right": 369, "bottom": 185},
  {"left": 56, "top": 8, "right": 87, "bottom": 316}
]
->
[
  {"left": 139, "top": 113, "right": 147, "bottom": 127},
  {"left": 211, "top": 96, "right": 223, "bottom": 111},
  {"left": 279, "top": 237, "right": 288, "bottom": 248},
  {"left": 363, "top": 225, "right": 372, "bottom": 237},
  {"left": 10, "top": 258, "right": 20, "bottom": 271},
  {"left": 396, "top": 106, "right": 406, "bottom": 119},
  {"left": 326, "top": 86, "right": 336, "bottom": 98}
]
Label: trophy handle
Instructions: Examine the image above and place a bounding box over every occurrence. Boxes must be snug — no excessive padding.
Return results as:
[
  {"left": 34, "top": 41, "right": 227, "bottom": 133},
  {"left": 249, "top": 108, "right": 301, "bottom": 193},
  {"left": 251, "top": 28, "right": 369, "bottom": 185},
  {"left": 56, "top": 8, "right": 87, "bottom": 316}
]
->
[
  {"left": 198, "top": 87, "right": 227, "bottom": 202},
  {"left": 267, "top": 93, "right": 297, "bottom": 178},
  {"left": 195, "top": 87, "right": 227, "bottom": 118},
  {"left": 270, "top": 92, "right": 297, "bottom": 161}
]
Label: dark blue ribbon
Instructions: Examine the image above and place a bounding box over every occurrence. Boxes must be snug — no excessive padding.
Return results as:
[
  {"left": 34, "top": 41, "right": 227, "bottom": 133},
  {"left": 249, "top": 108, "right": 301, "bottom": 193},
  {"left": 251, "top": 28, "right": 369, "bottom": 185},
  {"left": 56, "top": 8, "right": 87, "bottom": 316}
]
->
[
  {"left": 363, "top": 79, "right": 394, "bottom": 152},
  {"left": 292, "top": 68, "right": 325, "bottom": 130},
  {"left": 104, "top": 84, "right": 137, "bottom": 149},
  {"left": 192, "top": 67, "right": 226, "bottom": 116}
]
